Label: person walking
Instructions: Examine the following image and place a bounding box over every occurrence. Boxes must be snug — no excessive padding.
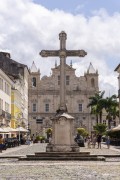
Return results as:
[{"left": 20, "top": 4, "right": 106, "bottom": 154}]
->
[
  {"left": 92, "top": 135, "right": 97, "bottom": 148},
  {"left": 97, "top": 134, "right": 102, "bottom": 149},
  {"left": 87, "top": 136, "right": 91, "bottom": 148},
  {"left": 106, "top": 136, "right": 110, "bottom": 149}
]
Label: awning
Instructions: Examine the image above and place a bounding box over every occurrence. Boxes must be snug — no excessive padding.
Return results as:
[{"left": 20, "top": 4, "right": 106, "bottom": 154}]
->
[
  {"left": 0, "top": 127, "right": 9, "bottom": 133},
  {"left": 15, "top": 127, "right": 28, "bottom": 132},
  {"left": 2, "top": 127, "right": 17, "bottom": 132},
  {"left": 110, "top": 124, "right": 120, "bottom": 132}
]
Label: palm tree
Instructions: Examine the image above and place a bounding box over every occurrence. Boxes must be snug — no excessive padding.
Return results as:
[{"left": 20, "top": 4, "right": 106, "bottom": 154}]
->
[
  {"left": 104, "top": 95, "right": 119, "bottom": 129},
  {"left": 87, "top": 91, "right": 105, "bottom": 124}
]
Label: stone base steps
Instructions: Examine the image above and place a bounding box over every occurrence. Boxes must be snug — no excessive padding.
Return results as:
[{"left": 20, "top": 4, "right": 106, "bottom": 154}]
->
[
  {"left": 19, "top": 152, "right": 105, "bottom": 161},
  {"left": 34, "top": 152, "right": 90, "bottom": 157}
]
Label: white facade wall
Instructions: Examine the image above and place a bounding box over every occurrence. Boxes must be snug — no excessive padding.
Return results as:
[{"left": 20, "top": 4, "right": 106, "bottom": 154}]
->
[{"left": 0, "top": 69, "right": 13, "bottom": 125}]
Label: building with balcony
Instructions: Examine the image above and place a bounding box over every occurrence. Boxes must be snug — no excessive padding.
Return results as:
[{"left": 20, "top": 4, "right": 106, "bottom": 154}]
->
[
  {"left": 0, "top": 52, "right": 29, "bottom": 129},
  {"left": 0, "top": 68, "right": 13, "bottom": 127}
]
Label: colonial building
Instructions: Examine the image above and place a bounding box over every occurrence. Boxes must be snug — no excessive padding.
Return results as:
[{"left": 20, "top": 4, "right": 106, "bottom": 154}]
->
[
  {"left": 28, "top": 61, "right": 99, "bottom": 136},
  {"left": 0, "top": 52, "right": 29, "bottom": 129},
  {"left": 0, "top": 68, "right": 13, "bottom": 128}
]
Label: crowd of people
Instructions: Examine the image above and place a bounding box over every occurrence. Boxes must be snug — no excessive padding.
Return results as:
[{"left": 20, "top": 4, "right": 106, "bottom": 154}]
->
[
  {"left": 74, "top": 132, "right": 111, "bottom": 149},
  {"left": 86, "top": 134, "right": 110, "bottom": 149}
]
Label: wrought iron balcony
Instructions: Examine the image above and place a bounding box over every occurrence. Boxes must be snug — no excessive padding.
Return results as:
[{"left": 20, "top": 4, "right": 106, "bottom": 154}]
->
[
  {"left": 5, "top": 112, "right": 11, "bottom": 120},
  {"left": 0, "top": 109, "right": 5, "bottom": 118}
]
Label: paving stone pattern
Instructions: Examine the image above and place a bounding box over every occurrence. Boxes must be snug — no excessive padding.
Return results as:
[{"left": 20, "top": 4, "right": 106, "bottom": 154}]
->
[{"left": 0, "top": 143, "right": 120, "bottom": 180}]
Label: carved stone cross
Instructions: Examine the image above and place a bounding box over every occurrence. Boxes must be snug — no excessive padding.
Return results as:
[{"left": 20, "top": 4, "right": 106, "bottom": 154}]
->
[{"left": 40, "top": 31, "right": 87, "bottom": 113}]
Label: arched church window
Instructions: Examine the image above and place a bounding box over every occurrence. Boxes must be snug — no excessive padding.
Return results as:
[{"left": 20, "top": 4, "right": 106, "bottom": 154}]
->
[
  {"left": 91, "top": 78, "right": 95, "bottom": 87},
  {"left": 32, "top": 77, "right": 36, "bottom": 87}
]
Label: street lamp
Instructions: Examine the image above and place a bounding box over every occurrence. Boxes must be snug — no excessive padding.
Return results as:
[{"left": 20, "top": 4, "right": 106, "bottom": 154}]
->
[
  {"left": 18, "top": 124, "right": 20, "bottom": 143},
  {"left": 114, "top": 64, "right": 120, "bottom": 124}
]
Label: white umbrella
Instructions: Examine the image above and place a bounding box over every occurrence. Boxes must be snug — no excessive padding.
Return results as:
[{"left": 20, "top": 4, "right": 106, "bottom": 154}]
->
[
  {"left": 15, "top": 127, "right": 28, "bottom": 142},
  {"left": 110, "top": 124, "right": 120, "bottom": 132},
  {"left": 2, "top": 127, "right": 16, "bottom": 132},
  {"left": 16, "top": 127, "right": 28, "bottom": 132},
  {"left": 0, "top": 127, "right": 9, "bottom": 133}
]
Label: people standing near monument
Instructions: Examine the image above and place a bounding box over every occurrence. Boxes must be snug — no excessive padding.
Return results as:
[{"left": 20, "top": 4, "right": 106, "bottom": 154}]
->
[
  {"left": 92, "top": 134, "right": 97, "bottom": 148},
  {"left": 106, "top": 136, "right": 110, "bottom": 149},
  {"left": 97, "top": 134, "right": 102, "bottom": 149},
  {"left": 87, "top": 136, "right": 91, "bottom": 148}
]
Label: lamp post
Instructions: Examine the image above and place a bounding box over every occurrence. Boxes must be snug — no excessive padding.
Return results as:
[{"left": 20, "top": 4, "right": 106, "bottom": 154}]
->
[
  {"left": 18, "top": 124, "right": 20, "bottom": 143},
  {"left": 114, "top": 64, "right": 120, "bottom": 124}
]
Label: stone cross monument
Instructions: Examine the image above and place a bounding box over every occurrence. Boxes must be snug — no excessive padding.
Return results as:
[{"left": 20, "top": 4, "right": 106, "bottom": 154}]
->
[{"left": 40, "top": 31, "right": 87, "bottom": 152}]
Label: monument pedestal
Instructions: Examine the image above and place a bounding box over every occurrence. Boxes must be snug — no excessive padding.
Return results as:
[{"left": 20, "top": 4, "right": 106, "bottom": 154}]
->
[{"left": 46, "top": 113, "right": 79, "bottom": 152}]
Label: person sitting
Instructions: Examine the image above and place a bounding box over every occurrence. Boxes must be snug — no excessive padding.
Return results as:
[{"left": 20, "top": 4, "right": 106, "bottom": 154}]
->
[{"left": 0, "top": 135, "right": 6, "bottom": 151}]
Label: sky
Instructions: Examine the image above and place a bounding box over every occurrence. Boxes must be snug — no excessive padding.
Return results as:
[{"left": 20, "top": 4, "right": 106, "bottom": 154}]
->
[{"left": 0, "top": 0, "right": 120, "bottom": 97}]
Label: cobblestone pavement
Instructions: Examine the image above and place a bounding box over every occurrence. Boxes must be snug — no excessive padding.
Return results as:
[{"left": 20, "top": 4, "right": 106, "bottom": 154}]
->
[{"left": 0, "top": 143, "right": 120, "bottom": 180}]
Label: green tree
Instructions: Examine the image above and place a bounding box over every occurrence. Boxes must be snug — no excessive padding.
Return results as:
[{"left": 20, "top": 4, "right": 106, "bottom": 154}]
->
[
  {"left": 46, "top": 128, "right": 52, "bottom": 139},
  {"left": 104, "top": 95, "right": 119, "bottom": 129},
  {"left": 77, "top": 128, "right": 88, "bottom": 137},
  {"left": 46, "top": 128, "right": 52, "bottom": 134},
  {"left": 93, "top": 123, "right": 107, "bottom": 135},
  {"left": 87, "top": 91, "right": 105, "bottom": 124}
]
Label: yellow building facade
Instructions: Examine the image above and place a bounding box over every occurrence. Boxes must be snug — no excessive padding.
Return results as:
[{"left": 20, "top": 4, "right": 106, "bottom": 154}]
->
[{"left": 11, "top": 89, "right": 23, "bottom": 129}]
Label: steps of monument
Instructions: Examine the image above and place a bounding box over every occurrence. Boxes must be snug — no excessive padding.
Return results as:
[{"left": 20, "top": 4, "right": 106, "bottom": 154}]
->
[
  {"left": 27, "top": 154, "right": 97, "bottom": 158},
  {"left": 34, "top": 152, "right": 90, "bottom": 157},
  {"left": 19, "top": 156, "right": 105, "bottom": 161}
]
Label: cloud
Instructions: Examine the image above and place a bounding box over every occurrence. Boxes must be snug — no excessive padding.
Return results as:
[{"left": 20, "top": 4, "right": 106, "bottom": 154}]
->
[
  {"left": 75, "top": 4, "right": 85, "bottom": 14},
  {"left": 0, "top": 0, "right": 119, "bottom": 96}
]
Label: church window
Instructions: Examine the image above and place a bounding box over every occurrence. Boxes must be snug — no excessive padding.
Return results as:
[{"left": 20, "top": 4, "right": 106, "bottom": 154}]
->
[
  {"left": 103, "top": 120, "right": 106, "bottom": 125},
  {"left": 33, "top": 117, "right": 36, "bottom": 119},
  {"left": 91, "top": 78, "right": 95, "bottom": 87},
  {"left": 58, "top": 75, "right": 60, "bottom": 85},
  {"left": 78, "top": 104, "right": 82, "bottom": 112},
  {"left": 33, "top": 103, "right": 37, "bottom": 112},
  {"left": 66, "top": 76, "right": 70, "bottom": 85},
  {"left": 45, "top": 104, "right": 49, "bottom": 112},
  {"left": 32, "top": 77, "right": 36, "bottom": 87}
]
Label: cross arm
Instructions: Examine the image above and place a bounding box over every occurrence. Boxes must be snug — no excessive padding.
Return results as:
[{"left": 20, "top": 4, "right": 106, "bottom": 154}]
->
[
  {"left": 66, "top": 50, "right": 87, "bottom": 57},
  {"left": 40, "top": 50, "right": 59, "bottom": 57}
]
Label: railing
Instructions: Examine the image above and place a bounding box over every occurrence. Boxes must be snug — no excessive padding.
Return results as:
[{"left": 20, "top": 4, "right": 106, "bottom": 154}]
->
[
  {"left": 5, "top": 112, "right": 11, "bottom": 120},
  {"left": 0, "top": 109, "right": 5, "bottom": 117}
]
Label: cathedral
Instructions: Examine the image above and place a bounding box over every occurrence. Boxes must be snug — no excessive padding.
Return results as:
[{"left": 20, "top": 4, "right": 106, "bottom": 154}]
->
[{"left": 28, "top": 61, "right": 99, "bottom": 137}]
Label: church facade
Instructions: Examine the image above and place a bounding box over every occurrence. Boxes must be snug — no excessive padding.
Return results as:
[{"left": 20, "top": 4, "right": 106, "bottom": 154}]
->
[{"left": 28, "top": 61, "right": 99, "bottom": 137}]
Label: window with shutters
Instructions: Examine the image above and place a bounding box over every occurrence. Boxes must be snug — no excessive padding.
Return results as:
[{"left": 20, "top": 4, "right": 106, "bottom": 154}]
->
[
  {"left": 33, "top": 103, "right": 37, "bottom": 112},
  {"left": 66, "top": 76, "right": 70, "bottom": 85},
  {"left": 78, "top": 104, "right": 82, "bottom": 112},
  {"left": 45, "top": 104, "right": 49, "bottom": 112}
]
